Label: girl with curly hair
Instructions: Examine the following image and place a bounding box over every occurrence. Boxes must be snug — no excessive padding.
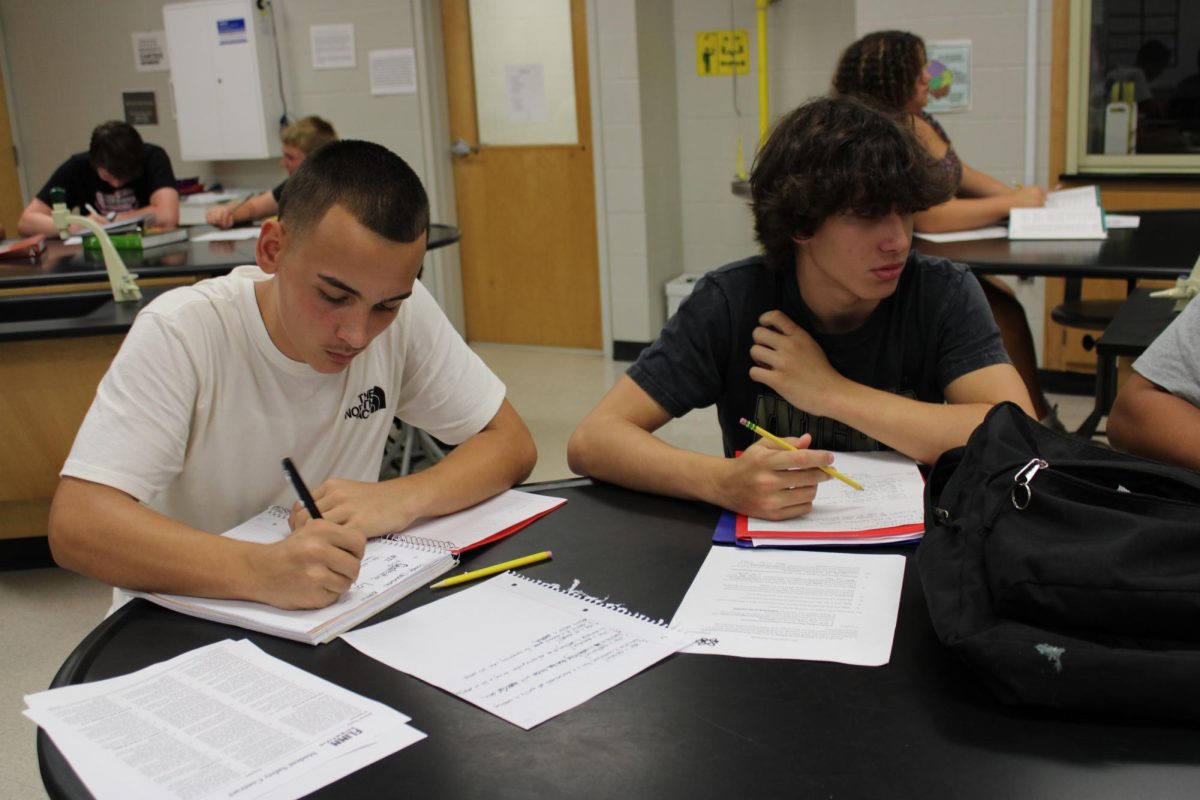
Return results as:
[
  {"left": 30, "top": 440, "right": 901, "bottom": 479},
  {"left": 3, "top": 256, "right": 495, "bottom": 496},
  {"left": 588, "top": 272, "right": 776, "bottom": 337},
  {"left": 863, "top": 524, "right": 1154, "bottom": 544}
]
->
[{"left": 834, "top": 31, "right": 1060, "bottom": 426}]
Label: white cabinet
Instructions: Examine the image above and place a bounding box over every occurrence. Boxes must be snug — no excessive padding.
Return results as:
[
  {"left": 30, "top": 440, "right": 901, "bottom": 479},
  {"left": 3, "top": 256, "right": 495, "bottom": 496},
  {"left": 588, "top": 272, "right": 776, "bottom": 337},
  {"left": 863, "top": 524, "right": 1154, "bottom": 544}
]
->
[{"left": 164, "top": 0, "right": 283, "bottom": 160}]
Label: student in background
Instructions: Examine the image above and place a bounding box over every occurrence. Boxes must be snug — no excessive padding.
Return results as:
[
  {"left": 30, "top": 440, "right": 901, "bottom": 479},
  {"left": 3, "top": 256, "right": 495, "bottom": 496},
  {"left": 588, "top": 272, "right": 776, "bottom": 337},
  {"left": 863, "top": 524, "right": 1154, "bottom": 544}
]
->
[
  {"left": 205, "top": 115, "right": 338, "bottom": 228},
  {"left": 1107, "top": 299, "right": 1200, "bottom": 471},
  {"left": 49, "top": 140, "right": 536, "bottom": 610},
  {"left": 18, "top": 120, "right": 179, "bottom": 237},
  {"left": 833, "top": 30, "right": 1061, "bottom": 429},
  {"left": 567, "top": 97, "right": 1033, "bottom": 521}
]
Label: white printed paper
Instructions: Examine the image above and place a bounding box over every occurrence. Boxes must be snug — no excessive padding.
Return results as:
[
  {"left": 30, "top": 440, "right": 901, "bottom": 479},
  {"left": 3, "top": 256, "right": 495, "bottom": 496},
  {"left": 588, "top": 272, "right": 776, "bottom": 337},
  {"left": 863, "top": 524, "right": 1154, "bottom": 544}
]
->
[
  {"left": 342, "top": 574, "right": 692, "bottom": 729},
  {"left": 24, "top": 639, "right": 423, "bottom": 800},
  {"left": 671, "top": 547, "right": 905, "bottom": 666},
  {"left": 369, "top": 48, "right": 417, "bottom": 95},
  {"left": 192, "top": 227, "right": 263, "bottom": 241},
  {"left": 505, "top": 63, "right": 547, "bottom": 123},
  {"left": 311, "top": 23, "right": 356, "bottom": 69},
  {"left": 132, "top": 31, "right": 168, "bottom": 72},
  {"left": 914, "top": 226, "right": 1008, "bottom": 243}
]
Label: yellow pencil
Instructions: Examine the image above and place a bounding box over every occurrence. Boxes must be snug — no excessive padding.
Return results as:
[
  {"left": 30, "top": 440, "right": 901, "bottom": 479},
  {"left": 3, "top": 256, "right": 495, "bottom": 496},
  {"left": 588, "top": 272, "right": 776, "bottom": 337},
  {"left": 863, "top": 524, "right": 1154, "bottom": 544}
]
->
[
  {"left": 738, "top": 417, "right": 864, "bottom": 491},
  {"left": 429, "top": 551, "right": 553, "bottom": 589}
]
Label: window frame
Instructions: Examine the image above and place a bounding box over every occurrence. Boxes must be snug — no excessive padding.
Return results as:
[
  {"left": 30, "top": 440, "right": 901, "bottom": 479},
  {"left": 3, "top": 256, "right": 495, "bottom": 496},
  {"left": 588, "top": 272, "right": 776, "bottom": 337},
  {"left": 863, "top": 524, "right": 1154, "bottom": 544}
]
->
[{"left": 1065, "top": 0, "right": 1200, "bottom": 175}]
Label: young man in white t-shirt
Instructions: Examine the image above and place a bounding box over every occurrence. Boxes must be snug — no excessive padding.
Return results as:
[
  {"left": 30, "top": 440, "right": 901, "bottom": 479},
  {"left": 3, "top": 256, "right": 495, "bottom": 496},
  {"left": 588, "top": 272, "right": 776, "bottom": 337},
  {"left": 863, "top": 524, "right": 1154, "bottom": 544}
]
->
[{"left": 49, "top": 140, "right": 537, "bottom": 610}]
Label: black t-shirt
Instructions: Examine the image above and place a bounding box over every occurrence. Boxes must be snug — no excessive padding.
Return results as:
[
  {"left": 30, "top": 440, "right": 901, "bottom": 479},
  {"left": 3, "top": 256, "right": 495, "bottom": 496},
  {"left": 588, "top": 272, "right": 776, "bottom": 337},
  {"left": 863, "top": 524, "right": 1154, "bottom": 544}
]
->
[
  {"left": 271, "top": 179, "right": 287, "bottom": 204},
  {"left": 627, "top": 252, "right": 1010, "bottom": 456},
  {"left": 35, "top": 144, "right": 177, "bottom": 214}
]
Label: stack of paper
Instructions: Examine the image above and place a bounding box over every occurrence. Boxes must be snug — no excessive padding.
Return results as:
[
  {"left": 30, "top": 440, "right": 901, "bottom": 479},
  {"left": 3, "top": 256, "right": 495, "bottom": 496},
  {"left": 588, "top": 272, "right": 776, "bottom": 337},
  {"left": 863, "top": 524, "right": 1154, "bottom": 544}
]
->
[
  {"left": 25, "top": 639, "right": 423, "bottom": 800},
  {"left": 715, "top": 451, "right": 925, "bottom": 548}
]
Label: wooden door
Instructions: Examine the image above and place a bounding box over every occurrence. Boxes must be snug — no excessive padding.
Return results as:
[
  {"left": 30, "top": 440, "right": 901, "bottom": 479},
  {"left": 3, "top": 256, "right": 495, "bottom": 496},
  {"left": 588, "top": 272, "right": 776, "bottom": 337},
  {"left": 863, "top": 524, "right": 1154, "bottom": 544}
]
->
[
  {"left": 0, "top": 62, "right": 25, "bottom": 237},
  {"left": 442, "top": 0, "right": 601, "bottom": 349}
]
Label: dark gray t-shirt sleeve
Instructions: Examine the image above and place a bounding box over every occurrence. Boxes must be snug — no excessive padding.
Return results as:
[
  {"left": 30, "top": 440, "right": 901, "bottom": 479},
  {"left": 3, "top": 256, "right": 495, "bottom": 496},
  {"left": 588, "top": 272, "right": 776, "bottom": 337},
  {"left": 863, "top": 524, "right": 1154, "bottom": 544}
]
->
[
  {"left": 627, "top": 273, "right": 733, "bottom": 418},
  {"left": 931, "top": 267, "right": 1011, "bottom": 390}
]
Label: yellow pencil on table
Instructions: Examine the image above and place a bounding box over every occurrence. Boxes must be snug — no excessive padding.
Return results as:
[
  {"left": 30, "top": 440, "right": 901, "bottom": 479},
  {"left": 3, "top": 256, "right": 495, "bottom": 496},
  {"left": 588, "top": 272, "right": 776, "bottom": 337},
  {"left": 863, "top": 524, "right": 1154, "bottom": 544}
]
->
[
  {"left": 430, "top": 551, "right": 553, "bottom": 589},
  {"left": 738, "top": 417, "right": 864, "bottom": 491}
]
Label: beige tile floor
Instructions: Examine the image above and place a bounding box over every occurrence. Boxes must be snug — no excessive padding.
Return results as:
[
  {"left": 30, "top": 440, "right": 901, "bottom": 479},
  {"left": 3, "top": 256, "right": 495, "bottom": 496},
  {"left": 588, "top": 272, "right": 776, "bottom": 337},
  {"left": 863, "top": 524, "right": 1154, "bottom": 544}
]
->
[{"left": 0, "top": 344, "right": 1095, "bottom": 799}]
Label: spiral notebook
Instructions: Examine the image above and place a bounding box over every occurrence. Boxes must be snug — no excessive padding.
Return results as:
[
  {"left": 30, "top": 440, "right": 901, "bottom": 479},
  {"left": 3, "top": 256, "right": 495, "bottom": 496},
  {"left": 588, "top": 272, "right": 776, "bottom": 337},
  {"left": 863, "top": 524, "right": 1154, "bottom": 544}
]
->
[{"left": 131, "top": 506, "right": 458, "bottom": 645}]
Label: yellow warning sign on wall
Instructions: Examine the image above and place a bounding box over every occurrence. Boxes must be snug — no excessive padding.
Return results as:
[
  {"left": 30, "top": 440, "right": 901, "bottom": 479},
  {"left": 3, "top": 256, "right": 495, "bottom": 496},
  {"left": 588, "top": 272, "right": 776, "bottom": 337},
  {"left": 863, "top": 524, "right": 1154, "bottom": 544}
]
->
[{"left": 696, "top": 30, "right": 749, "bottom": 77}]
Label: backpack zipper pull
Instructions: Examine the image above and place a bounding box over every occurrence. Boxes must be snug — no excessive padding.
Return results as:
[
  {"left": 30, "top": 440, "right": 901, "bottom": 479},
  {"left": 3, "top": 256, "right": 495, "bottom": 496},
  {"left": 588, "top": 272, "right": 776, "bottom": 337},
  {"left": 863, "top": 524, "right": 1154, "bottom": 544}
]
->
[{"left": 1011, "top": 458, "right": 1047, "bottom": 510}]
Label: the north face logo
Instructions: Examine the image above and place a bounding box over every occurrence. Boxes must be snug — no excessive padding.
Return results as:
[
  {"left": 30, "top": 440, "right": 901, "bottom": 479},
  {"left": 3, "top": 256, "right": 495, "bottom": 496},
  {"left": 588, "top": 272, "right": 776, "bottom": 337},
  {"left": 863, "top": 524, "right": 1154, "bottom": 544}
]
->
[{"left": 345, "top": 386, "right": 386, "bottom": 419}]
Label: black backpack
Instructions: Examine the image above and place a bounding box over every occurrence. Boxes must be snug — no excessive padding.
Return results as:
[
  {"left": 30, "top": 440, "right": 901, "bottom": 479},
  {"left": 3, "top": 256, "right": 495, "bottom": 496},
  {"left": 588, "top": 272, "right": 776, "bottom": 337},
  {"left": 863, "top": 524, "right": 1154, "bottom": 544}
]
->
[{"left": 918, "top": 401, "right": 1200, "bottom": 719}]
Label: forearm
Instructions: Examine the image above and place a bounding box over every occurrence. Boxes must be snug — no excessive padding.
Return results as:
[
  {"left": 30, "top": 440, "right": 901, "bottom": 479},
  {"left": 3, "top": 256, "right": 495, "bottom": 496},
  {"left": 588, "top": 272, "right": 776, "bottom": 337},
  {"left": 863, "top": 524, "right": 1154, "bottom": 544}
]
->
[
  {"left": 1109, "top": 380, "right": 1200, "bottom": 470},
  {"left": 914, "top": 195, "right": 1017, "bottom": 232},
  {"left": 17, "top": 210, "right": 59, "bottom": 237},
  {"left": 48, "top": 477, "right": 261, "bottom": 599},
  {"left": 568, "top": 412, "right": 735, "bottom": 507},
  {"left": 822, "top": 382, "right": 997, "bottom": 465}
]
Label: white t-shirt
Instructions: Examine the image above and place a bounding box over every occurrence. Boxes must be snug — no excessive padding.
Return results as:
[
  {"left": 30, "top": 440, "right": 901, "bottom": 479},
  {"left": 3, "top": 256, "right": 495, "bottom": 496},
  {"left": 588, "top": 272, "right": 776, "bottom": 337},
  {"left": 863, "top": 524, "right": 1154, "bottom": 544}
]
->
[{"left": 63, "top": 266, "right": 506, "bottom": 534}]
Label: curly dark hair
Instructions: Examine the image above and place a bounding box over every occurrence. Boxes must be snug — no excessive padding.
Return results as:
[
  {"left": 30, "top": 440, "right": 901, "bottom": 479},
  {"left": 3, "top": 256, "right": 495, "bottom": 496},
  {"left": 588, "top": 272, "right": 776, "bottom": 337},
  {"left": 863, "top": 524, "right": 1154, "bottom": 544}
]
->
[
  {"left": 832, "top": 30, "right": 926, "bottom": 112},
  {"left": 749, "top": 97, "right": 954, "bottom": 271}
]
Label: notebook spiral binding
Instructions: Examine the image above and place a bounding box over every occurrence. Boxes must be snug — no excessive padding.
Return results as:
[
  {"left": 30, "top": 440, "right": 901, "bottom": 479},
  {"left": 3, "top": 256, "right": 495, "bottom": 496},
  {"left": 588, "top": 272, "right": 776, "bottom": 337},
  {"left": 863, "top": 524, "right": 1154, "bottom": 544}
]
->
[
  {"left": 381, "top": 533, "right": 462, "bottom": 565},
  {"left": 510, "top": 573, "right": 669, "bottom": 628}
]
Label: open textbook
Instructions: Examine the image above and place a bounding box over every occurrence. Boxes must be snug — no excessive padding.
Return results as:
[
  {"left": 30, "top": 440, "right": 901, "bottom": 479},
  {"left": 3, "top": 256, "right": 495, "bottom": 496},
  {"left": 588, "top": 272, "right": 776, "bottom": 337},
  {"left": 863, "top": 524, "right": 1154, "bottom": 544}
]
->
[
  {"left": 914, "top": 186, "right": 1136, "bottom": 242},
  {"left": 1009, "top": 185, "right": 1106, "bottom": 240},
  {"left": 130, "top": 490, "right": 566, "bottom": 644}
]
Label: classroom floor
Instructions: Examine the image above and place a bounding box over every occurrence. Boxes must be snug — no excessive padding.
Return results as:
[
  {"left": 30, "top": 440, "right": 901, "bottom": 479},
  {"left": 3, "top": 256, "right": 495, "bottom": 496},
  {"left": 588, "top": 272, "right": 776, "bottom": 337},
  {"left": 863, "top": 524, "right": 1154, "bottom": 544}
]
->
[{"left": 0, "top": 344, "right": 1095, "bottom": 800}]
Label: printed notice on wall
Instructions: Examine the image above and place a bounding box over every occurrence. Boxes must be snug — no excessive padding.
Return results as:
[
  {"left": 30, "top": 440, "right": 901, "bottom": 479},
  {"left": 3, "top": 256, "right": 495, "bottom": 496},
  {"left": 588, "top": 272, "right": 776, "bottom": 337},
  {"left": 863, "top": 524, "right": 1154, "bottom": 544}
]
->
[
  {"left": 506, "top": 63, "right": 547, "bottom": 124},
  {"left": 925, "top": 40, "right": 972, "bottom": 113},
  {"left": 131, "top": 31, "right": 168, "bottom": 72},
  {"left": 216, "top": 17, "right": 246, "bottom": 46},
  {"left": 311, "top": 23, "right": 356, "bottom": 69},
  {"left": 370, "top": 48, "right": 417, "bottom": 95}
]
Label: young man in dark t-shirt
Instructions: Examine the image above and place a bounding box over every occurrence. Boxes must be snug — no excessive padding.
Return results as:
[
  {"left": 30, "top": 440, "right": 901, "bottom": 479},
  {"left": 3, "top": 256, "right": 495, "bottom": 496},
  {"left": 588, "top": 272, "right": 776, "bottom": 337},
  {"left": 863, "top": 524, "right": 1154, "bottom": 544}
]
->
[
  {"left": 567, "top": 97, "right": 1034, "bottom": 521},
  {"left": 18, "top": 120, "right": 179, "bottom": 237}
]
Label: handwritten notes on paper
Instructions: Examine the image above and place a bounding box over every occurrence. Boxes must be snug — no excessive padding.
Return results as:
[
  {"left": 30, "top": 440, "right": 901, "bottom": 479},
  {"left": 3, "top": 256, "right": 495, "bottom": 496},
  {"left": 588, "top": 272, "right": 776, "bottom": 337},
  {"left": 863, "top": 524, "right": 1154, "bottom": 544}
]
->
[
  {"left": 24, "top": 639, "right": 423, "bottom": 800},
  {"left": 670, "top": 547, "right": 906, "bottom": 666},
  {"left": 342, "top": 573, "right": 693, "bottom": 729}
]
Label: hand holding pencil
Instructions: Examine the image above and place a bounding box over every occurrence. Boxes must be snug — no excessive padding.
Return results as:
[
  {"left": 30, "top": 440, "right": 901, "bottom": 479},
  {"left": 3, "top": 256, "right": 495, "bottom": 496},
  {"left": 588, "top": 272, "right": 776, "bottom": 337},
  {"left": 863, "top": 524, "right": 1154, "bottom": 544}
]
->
[{"left": 739, "top": 418, "right": 863, "bottom": 491}]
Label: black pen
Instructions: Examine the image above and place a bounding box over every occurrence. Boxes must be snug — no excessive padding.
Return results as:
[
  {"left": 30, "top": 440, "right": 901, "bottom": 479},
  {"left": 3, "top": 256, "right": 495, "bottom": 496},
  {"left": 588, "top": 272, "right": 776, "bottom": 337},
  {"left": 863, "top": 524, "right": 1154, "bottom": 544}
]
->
[{"left": 281, "top": 457, "right": 322, "bottom": 519}]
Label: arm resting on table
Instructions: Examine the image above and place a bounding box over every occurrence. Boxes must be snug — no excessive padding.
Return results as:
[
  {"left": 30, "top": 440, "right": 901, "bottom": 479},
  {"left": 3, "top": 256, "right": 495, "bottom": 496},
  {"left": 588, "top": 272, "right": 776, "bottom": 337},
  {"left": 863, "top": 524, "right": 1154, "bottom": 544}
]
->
[
  {"left": 1108, "top": 373, "right": 1200, "bottom": 471},
  {"left": 567, "top": 375, "right": 833, "bottom": 521}
]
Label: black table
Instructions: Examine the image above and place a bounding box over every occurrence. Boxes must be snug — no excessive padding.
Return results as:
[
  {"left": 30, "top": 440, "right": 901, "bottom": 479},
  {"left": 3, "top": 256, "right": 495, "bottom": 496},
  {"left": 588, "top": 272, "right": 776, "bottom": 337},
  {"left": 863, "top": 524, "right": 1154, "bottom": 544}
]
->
[
  {"left": 916, "top": 209, "right": 1200, "bottom": 283},
  {"left": 39, "top": 480, "right": 1200, "bottom": 799},
  {"left": 0, "top": 223, "right": 461, "bottom": 291}
]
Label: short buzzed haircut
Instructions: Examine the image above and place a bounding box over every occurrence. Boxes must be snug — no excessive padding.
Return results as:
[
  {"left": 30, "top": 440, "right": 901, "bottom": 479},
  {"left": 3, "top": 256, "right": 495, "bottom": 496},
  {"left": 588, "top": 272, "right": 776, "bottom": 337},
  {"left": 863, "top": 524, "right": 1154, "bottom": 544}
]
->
[
  {"left": 89, "top": 121, "right": 145, "bottom": 184},
  {"left": 750, "top": 97, "right": 953, "bottom": 271},
  {"left": 279, "top": 140, "right": 429, "bottom": 243}
]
